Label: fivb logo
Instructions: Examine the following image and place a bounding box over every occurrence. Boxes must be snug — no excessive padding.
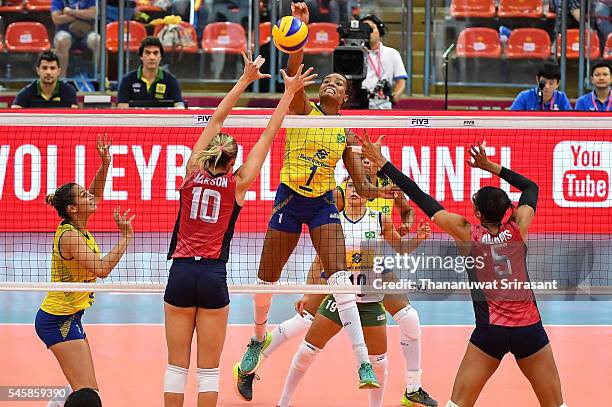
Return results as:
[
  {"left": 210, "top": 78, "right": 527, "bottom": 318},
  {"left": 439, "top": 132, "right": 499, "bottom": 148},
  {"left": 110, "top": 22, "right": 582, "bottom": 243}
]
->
[{"left": 553, "top": 141, "right": 612, "bottom": 207}]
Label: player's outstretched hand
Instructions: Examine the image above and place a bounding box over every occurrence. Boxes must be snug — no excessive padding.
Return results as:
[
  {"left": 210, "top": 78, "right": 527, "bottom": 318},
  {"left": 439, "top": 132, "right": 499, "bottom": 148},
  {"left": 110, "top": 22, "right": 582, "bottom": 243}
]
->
[
  {"left": 113, "top": 207, "right": 135, "bottom": 238},
  {"left": 467, "top": 140, "right": 494, "bottom": 171},
  {"left": 96, "top": 133, "right": 112, "bottom": 166},
  {"left": 415, "top": 219, "right": 431, "bottom": 241},
  {"left": 280, "top": 64, "right": 317, "bottom": 94},
  {"left": 240, "top": 51, "right": 272, "bottom": 83},
  {"left": 356, "top": 130, "right": 387, "bottom": 169},
  {"left": 291, "top": 1, "right": 310, "bottom": 24}
]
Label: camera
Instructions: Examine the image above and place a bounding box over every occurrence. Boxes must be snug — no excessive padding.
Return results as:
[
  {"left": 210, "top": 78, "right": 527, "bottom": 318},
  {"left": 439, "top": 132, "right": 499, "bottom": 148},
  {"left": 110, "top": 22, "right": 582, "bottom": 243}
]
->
[
  {"left": 332, "top": 20, "right": 372, "bottom": 108},
  {"left": 368, "top": 79, "right": 393, "bottom": 110},
  {"left": 333, "top": 20, "right": 371, "bottom": 81}
]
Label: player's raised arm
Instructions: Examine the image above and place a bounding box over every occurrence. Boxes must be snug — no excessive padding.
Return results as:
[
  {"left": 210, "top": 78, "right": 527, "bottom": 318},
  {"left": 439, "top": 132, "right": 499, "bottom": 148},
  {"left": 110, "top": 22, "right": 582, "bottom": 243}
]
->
[
  {"left": 88, "top": 135, "right": 111, "bottom": 203},
  {"left": 381, "top": 215, "right": 430, "bottom": 255},
  {"left": 468, "top": 140, "right": 538, "bottom": 240},
  {"left": 186, "top": 52, "right": 271, "bottom": 175},
  {"left": 287, "top": 2, "right": 313, "bottom": 115},
  {"left": 344, "top": 131, "right": 389, "bottom": 200},
  {"left": 236, "top": 65, "right": 317, "bottom": 199},
  {"left": 356, "top": 132, "right": 472, "bottom": 242}
]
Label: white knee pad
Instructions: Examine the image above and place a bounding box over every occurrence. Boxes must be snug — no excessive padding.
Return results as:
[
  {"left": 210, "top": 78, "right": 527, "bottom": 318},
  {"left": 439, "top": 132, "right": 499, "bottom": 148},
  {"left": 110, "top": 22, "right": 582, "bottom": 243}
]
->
[
  {"left": 326, "top": 271, "right": 358, "bottom": 311},
  {"left": 445, "top": 401, "right": 460, "bottom": 407},
  {"left": 559, "top": 404, "right": 568, "bottom": 407},
  {"left": 86, "top": 32, "right": 100, "bottom": 50},
  {"left": 393, "top": 305, "right": 421, "bottom": 340},
  {"left": 164, "top": 365, "right": 188, "bottom": 393},
  {"left": 279, "top": 311, "right": 314, "bottom": 338},
  {"left": 197, "top": 367, "right": 220, "bottom": 393},
  {"left": 369, "top": 354, "right": 388, "bottom": 382},
  {"left": 291, "top": 341, "right": 321, "bottom": 372}
]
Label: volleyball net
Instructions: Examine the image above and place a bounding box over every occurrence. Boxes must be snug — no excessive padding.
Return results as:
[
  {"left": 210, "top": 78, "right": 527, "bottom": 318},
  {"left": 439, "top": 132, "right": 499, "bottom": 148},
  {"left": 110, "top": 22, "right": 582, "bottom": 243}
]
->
[{"left": 0, "top": 111, "right": 610, "bottom": 296}]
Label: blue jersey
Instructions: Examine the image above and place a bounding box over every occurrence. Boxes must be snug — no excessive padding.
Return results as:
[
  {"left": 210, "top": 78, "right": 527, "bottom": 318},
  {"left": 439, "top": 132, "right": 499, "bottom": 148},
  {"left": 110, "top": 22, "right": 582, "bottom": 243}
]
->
[
  {"left": 509, "top": 88, "right": 572, "bottom": 111},
  {"left": 575, "top": 90, "right": 612, "bottom": 111}
]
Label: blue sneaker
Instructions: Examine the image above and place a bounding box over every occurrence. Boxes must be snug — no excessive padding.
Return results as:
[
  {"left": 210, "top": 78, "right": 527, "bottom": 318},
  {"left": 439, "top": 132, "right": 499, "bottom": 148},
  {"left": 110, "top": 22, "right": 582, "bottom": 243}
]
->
[
  {"left": 358, "top": 362, "right": 380, "bottom": 389},
  {"left": 239, "top": 332, "right": 272, "bottom": 374}
]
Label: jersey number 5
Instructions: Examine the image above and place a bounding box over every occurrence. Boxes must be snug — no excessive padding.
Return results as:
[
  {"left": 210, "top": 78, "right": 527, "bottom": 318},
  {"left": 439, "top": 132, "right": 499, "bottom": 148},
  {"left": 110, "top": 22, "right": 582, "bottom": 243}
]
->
[
  {"left": 491, "top": 243, "right": 513, "bottom": 277},
  {"left": 190, "top": 187, "right": 221, "bottom": 223}
]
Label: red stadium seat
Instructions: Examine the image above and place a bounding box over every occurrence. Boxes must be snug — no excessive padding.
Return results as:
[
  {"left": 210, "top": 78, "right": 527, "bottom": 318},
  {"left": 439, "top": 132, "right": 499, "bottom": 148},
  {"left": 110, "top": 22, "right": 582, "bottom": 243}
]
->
[
  {"left": 498, "top": 0, "right": 543, "bottom": 18},
  {"left": 106, "top": 21, "right": 148, "bottom": 53},
  {"left": 5, "top": 22, "right": 51, "bottom": 52},
  {"left": 604, "top": 33, "right": 612, "bottom": 61},
  {"left": 201, "top": 22, "right": 246, "bottom": 54},
  {"left": 259, "top": 21, "right": 271, "bottom": 47},
  {"left": 506, "top": 28, "right": 551, "bottom": 59},
  {"left": 557, "top": 29, "right": 600, "bottom": 59},
  {"left": 0, "top": 0, "right": 23, "bottom": 13},
  {"left": 456, "top": 27, "right": 501, "bottom": 58},
  {"left": 26, "top": 0, "right": 51, "bottom": 12},
  {"left": 303, "top": 23, "right": 339, "bottom": 54},
  {"left": 153, "top": 22, "right": 199, "bottom": 53},
  {"left": 450, "top": 0, "right": 495, "bottom": 18},
  {"left": 134, "top": 0, "right": 162, "bottom": 12}
]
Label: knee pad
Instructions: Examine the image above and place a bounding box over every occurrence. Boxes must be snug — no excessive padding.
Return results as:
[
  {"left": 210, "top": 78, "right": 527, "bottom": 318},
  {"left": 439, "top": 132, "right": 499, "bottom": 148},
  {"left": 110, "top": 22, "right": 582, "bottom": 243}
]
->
[
  {"left": 291, "top": 341, "right": 321, "bottom": 372},
  {"left": 279, "top": 312, "right": 314, "bottom": 339},
  {"left": 197, "top": 367, "right": 220, "bottom": 393},
  {"left": 164, "top": 365, "right": 188, "bottom": 394},
  {"left": 393, "top": 305, "right": 421, "bottom": 340},
  {"left": 86, "top": 32, "right": 100, "bottom": 49},
  {"left": 368, "top": 354, "right": 388, "bottom": 381}
]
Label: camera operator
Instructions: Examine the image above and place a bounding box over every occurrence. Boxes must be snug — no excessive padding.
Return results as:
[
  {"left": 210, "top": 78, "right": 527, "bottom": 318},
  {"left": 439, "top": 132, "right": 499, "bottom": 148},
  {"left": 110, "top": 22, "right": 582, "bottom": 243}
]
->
[{"left": 359, "top": 15, "right": 407, "bottom": 109}]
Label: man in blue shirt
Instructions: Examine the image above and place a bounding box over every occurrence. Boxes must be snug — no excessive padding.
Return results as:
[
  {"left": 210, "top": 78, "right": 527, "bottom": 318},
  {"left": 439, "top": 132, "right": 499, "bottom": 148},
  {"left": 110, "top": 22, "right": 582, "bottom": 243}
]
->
[
  {"left": 11, "top": 51, "right": 78, "bottom": 108},
  {"left": 51, "top": 0, "right": 99, "bottom": 77},
  {"left": 510, "top": 62, "right": 572, "bottom": 111},
  {"left": 117, "top": 37, "right": 184, "bottom": 108},
  {"left": 575, "top": 61, "right": 612, "bottom": 111}
]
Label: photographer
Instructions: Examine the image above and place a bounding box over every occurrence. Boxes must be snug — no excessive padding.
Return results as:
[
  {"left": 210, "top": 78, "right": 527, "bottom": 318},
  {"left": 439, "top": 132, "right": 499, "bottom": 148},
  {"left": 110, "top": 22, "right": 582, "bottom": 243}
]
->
[
  {"left": 509, "top": 62, "right": 572, "bottom": 111},
  {"left": 359, "top": 15, "right": 407, "bottom": 109}
]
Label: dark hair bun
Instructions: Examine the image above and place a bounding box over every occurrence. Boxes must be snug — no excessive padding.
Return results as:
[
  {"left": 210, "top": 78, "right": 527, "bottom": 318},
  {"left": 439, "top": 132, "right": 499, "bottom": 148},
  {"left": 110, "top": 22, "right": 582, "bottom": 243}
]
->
[{"left": 45, "top": 194, "right": 55, "bottom": 206}]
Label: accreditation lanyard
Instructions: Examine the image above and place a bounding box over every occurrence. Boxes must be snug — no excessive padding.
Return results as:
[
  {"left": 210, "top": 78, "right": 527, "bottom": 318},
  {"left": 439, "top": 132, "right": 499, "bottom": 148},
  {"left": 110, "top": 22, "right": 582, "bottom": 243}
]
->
[
  {"left": 591, "top": 91, "right": 612, "bottom": 111},
  {"left": 367, "top": 45, "right": 383, "bottom": 79},
  {"left": 541, "top": 92, "right": 555, "bottom": 110}
]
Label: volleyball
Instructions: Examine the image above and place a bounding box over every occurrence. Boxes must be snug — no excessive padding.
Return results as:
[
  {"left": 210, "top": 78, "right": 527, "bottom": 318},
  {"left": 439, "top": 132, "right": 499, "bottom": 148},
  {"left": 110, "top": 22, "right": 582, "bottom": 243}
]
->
[{"left": 272, "top": 16, "right": 309, "bottom": 54}]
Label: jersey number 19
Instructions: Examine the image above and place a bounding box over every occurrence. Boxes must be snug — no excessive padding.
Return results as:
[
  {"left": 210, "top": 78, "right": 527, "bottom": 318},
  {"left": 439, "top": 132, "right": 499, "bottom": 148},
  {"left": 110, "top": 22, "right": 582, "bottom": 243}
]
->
[{"left": 190, "top": 187, "right": 221, "bottom": 223}]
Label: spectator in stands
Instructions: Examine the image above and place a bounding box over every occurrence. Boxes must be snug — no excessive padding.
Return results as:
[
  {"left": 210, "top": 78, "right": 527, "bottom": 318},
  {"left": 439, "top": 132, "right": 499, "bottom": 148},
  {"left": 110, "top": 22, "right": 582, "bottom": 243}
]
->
[
  {"left": 11, "top": 51, "right": 78, "bottom": 109},
  {"left": 359, "top": 14, "right": 407, "bottom": 109},
  {"left": 51, "top": 0, "right": 100, "bottom": 77},
  {"left": 510, "top": 62, "right": 572, "bottom": 111},
  {"left": 575, "top": 61, "right": 612, "bottom": 111},
  {"left": 594, "top": 0, "right": 612, "bottom": 51},
  {"left": 64, "top": 388, "right": 102, "bottom": 407},
  {"left": 106, "top": 0, "right": 136, "bottom": 23},
  {"left": 117, "top": 36, "right": 184, "bottom": 108}
]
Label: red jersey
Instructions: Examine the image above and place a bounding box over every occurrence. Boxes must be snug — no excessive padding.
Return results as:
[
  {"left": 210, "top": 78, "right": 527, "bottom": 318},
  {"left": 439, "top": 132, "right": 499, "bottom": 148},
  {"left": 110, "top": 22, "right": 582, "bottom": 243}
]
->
[
  {"left": 468, "top": 221, "right": 541, "bottom": 327},
  {"left": 168, "top": 169, "right": 241, "bottom": 262}
]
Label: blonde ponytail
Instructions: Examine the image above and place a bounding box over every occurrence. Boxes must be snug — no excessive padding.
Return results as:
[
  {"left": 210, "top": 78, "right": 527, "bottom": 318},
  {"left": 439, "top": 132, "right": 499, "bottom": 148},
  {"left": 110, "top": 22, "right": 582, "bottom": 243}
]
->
[{"left": 196, "top": 133, "right": 238, "bottom": 171}]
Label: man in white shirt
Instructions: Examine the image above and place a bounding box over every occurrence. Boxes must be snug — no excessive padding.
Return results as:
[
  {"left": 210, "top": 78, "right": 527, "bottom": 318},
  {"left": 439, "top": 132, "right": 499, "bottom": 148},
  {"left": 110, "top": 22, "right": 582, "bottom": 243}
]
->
[{"left": 359, "top": 15, "right": 408, "bottom": 109}]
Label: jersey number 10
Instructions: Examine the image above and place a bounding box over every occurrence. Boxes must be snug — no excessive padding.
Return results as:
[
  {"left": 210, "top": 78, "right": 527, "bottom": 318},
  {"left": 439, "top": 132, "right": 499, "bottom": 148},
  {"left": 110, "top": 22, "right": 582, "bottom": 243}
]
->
[{"left": 190, "top": 187, "right": 221, "bottom": 223}]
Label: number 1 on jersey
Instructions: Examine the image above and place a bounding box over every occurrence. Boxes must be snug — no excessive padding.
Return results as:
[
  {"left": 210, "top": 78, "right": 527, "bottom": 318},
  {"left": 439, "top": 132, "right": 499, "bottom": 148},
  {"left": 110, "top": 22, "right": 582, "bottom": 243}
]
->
[
  {"left": 299, "top": 165, "right": 318, "bottom": 193},
  {"left": 190, "top": 187, "right": 221, "bottom": 223}
]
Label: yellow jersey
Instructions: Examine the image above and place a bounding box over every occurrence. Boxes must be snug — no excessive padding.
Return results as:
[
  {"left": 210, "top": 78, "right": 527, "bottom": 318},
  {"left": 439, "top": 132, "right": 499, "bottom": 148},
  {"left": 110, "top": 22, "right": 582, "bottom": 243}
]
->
[
  {"left": 280, "top": 102, "right": 347, "bottom": 197},
  {"left": 40, "top": 221, "right": 99, "bottom": 315},
  {"left": 339, "top": 175, "right": 395, "bottom": 215}
]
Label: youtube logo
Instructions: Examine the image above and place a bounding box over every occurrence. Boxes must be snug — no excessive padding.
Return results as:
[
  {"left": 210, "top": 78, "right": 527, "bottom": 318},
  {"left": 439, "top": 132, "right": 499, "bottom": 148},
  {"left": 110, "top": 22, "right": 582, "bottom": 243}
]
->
[{"left": 553, "top": 142, "right": 612, "bottom": 207}]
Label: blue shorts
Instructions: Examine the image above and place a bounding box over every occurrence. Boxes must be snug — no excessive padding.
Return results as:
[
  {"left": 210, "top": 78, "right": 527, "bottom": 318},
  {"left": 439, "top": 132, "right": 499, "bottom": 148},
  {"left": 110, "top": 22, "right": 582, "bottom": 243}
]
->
[
  {"left": 164, "top": 258, "right": 230, "bottom": 309},
  {"left": 35, "top": 309, "right": 86, "bottom": 349},
  {"left": 470, "top": 321, "right": 550, "bottom": 360},
  {"left": 268, "top": 183, "right": 341, "bottom": 233}
]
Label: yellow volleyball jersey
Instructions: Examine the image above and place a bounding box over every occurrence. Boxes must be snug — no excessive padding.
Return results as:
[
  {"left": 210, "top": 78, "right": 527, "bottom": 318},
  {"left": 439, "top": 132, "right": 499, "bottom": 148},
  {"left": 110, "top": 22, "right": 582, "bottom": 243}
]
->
[
  {"left": 280, "top": 102, "right": 347, "bottom": 197},
  {"left": 339, "top": 175, "right": 395, "bottom": 215},
  {"left": 40, "top": 221, "right": 99, "bottom": 315}
]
